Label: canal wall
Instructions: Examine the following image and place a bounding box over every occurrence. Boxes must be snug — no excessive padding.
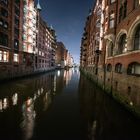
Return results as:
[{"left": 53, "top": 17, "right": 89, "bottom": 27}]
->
[
  {"left": 0, "top": 65, "right": 56, "bottom": 82},
  {"left": 80, "top": 67, "right": 140, "bottom": 118}
]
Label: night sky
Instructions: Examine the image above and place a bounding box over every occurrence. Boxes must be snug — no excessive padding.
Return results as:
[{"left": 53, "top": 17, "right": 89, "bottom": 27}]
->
[{"left": 35, "top": 0, "right": 94, "bottom": 64}]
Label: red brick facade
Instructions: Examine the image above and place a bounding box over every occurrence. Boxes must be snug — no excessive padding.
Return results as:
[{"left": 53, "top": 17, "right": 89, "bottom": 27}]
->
[{"left": 80, "top": 0, "right": 140, "bottom": 116}]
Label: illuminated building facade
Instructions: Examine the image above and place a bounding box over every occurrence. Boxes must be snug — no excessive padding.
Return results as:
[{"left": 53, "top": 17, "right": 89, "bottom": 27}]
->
[
  {"left": 0, "top": 0, "right": 72, "bottom": 81},
  {"left": 22, "top": 0, "right": 37, "bottom": 73},
  {"left": 36, "top": 16, "right": 57, "bottom": 71}
]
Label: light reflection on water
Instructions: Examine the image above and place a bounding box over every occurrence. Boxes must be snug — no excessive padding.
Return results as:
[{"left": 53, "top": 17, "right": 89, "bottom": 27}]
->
[
  {"left": 1, "top": 68, "right": 139, "bottom": 140},
  {"left": 0, "top": 69, "right": 75, "bottom": 140},
  {"left": 21, "top": 98, "right": 36, "bottom": 140}
]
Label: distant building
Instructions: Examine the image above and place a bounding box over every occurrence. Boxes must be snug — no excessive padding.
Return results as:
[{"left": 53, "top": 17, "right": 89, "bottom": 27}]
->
[
  {"left": 56, "top": 42, "right": 66, "bottom": 68},
  {"left": 36, "top": 15, "right": 56, "bottom": 72}
]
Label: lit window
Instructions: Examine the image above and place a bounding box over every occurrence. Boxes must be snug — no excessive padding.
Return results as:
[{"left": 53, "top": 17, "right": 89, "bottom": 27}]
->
[
  {"left": 0, "top": 51, "right": 2, "bottom": 61},
  {"left": 39, "top": 51, "right": 41, "bottom": 56},
  {"left": 14, "top": 53, "right": 18, "bottom": 62},
  {"left": 3, "top": 51, "right": 7, "bottom": 61},
  {"left": 0, "top": 50, "right": 9, "bottom": 62}
]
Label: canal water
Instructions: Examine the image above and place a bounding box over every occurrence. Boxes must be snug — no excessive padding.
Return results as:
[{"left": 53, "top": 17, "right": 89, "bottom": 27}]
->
[{"left": 0, "top": 69, "right": 140, "bottom": 140}]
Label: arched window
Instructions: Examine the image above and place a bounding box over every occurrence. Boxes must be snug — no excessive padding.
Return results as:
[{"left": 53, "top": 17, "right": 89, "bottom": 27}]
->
[
  {"left": 115, "top": 63, "right": 122, "bottom": 73},
  {"left": 127, "top": 62, "right": 140, "bottom": 76},
  {"left": 107, "top": 64, "right": 112, "bottom": 72},
  {"left": 108, "top": 42, "right": 113, "bottom": 57},
  {"left": 118, "top": 34, "right": 127, "bottom": 54},
  {"left": 134, "top": 25, "right": 140, "bottom": 50}
]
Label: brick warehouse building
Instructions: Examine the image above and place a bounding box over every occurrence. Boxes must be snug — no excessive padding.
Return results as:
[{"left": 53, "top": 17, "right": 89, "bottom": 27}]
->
[
  {"left": 0, "top": 0, "right": 24, "bottom": 79},
  {"left": 36, "top": 15, "right": 57, "bottom": 72},
  {"left": 80, "top": 0, "right": 140, "bottom": 116},
  {"left": 0, "top": 0, "right": 58, "bottom": 80}
]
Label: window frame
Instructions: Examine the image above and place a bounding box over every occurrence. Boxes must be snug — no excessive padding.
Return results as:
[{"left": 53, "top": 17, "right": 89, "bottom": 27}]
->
[{"left": 115, "top": 63, "right": 122, "bottom": 73}]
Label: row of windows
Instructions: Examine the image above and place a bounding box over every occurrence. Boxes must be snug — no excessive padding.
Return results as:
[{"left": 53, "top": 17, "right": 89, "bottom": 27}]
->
[
  {"left": 108, "top": 24, "right": 140, "bottom": 57},
  {"left": 107, "top": 62, "right": 140, "bottom": 76},
  {"left": 0, "top": 50, "right": 19, "bottom": 62},
  {"left": 108, "top": 1, "right": 139, "bottom": 28}
]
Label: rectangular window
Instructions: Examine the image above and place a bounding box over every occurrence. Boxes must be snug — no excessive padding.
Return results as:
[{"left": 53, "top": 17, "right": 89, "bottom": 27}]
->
[
  {"left": 14, "top": 39, "right": 19, "bottom": 50},
  {"left": 0, "top": 50, "right": 9, "bottom": 62},
  {"left": 3, "top": 51, "right": 7, "bottom": 61},
  {"left": 1, "top": 8, "right": 8, "bottom": 17},
  {"left": 110, "top": 0, "right": 115, "bottom": 4},
  {"left": 135, "top": 65, "right": 140, "bottom": 74},
  {"left": 0, "top": 51, "right": 2, "bottom": 61},
  {"left": 0, "top": 32, "right": 8, "bottom": 47},
  {"left": 0, "top": 19, "right": 4, "bottom": 27},
  {"left": 123, "top": 1, "right": 127, "bottom": 18},
  {"left": 15, "top": 6, "right": 20, "bottom": 16},
  {"left": 15, "top": 27, "right": 19, "bottom": 36},
  {"left": 4, "top": 21, "right": 8, "bottom": 29},
  {"left": 119, "top": 6, "right": 123, "bottom": 23},
  {"left": 109, "top": 13, "right": 115, "bottom": 28},
  {"left": 15, "top": 0, "right": 20, "bottom": 6},
  {"left": 15, "top": 17, "right": 19, "bottom": 26},
  {"left": 14, "top": 53, "right": 18, "bottom": 62}
]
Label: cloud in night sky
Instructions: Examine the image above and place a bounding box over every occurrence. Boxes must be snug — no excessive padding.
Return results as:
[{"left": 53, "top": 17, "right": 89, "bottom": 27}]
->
[{"left": 35, "top": 0, "right": 94, "bottom": 63}]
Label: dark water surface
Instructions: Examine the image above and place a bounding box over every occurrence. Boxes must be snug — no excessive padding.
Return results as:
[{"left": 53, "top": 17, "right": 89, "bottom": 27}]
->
[{"left": 0, "top": 69, "right": 140, "bottom": 140}]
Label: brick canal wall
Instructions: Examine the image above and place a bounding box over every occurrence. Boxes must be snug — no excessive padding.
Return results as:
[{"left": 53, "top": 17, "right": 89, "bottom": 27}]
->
[
  {"left": 0, "top": 65, "right": 56, "bottom": 82},
  {"left": 80, "top": 67, "right": 140, "bottom": 118}
]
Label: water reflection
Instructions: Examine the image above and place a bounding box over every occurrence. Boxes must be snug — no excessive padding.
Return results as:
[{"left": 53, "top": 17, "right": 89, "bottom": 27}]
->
[
  {"left": 0, "top": 69, "right": 74, "bottom": 140},
  {"left": 0, "top": 69, "right": 140, "bottom": 140},
  {"left": 21, "top": 98, "right": 36, "bottom": 140},
  {"left": 78, "top": 75, "right": 140, "bottom": 140},
  {"left": 12, "top": 93, "right": 18, "bottom": 105}
]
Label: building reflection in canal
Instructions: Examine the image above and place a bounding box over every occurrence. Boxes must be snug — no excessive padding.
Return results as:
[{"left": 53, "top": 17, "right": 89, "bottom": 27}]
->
[
  {"left": 78, "top": 75, "right": 140, "bottom": 140},
  {"left": 0, "top": 69, "right": 74, "bottom": 140},
  {"left": 0, "top": 68, "right": 140, "bottom": 140}
]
